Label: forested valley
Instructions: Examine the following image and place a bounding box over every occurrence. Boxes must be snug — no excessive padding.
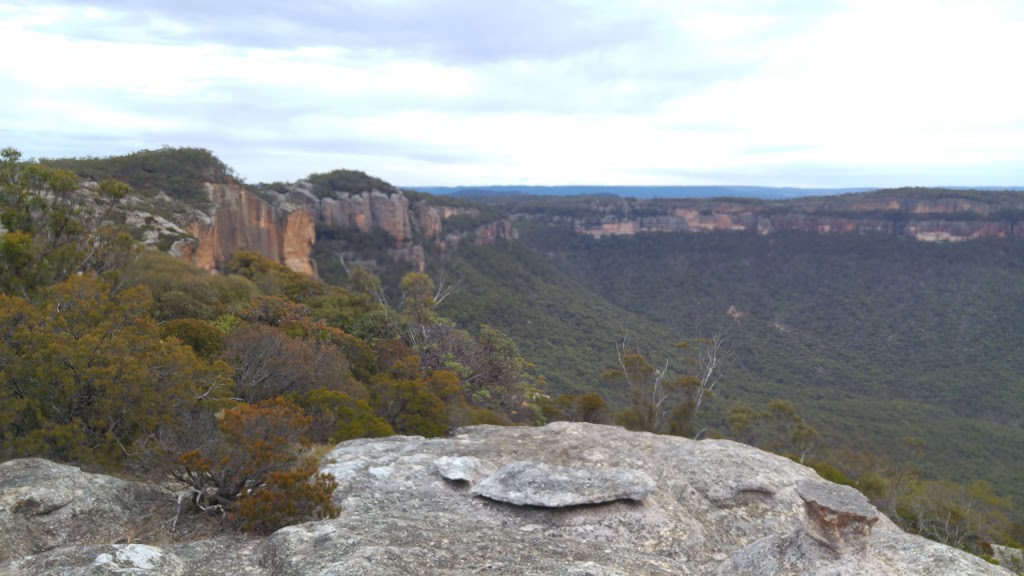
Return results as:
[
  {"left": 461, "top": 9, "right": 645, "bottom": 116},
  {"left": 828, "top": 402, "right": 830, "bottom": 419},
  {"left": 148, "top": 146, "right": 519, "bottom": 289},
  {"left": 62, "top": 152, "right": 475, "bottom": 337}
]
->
[{"left": 1, "top": 146, "right": 1022, "bottom": 567}]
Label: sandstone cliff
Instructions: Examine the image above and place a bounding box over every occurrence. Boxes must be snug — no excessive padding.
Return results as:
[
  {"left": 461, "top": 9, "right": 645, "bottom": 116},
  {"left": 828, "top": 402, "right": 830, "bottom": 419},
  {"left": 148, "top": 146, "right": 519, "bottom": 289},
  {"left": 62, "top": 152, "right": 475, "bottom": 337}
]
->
[
  {"left": 171, "top": 183, "right": 317, "bottom": 276},
  {"left": 572, "top": 191, "right": 1024, "bottom": 242},
  {"left": 162, "top": 179, "right": 516, "bottom": 275},
  {"left": 0, "top": 423, "right": 1012, "bottom": 575}
]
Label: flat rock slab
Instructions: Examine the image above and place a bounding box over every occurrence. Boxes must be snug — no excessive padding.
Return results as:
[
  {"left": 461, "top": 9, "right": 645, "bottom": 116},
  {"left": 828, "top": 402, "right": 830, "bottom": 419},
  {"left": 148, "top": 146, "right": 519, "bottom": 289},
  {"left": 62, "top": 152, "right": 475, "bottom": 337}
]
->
[{"left": 471, "top": 460, "right": 656, "bottom": 507}]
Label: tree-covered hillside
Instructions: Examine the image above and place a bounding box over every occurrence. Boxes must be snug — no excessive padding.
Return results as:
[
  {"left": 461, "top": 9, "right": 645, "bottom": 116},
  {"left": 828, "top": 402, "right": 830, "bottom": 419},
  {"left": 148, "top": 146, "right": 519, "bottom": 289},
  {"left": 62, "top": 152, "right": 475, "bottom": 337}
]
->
[{"left": 504, "top": 220, "right": 1024, "bottom": 502}]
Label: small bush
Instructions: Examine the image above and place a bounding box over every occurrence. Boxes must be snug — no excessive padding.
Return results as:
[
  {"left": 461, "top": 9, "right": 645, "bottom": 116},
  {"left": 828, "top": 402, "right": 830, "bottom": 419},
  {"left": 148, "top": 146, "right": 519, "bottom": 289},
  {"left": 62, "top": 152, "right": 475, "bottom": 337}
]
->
[
  {"left": 467, "top": 408, "right": 513, "bottom": 426},
  {"left": 173, "top": 398, "right": 339, "bottom": 533},
  {"left": 233, "top": 462, "right": 339, "bottom": 534}
]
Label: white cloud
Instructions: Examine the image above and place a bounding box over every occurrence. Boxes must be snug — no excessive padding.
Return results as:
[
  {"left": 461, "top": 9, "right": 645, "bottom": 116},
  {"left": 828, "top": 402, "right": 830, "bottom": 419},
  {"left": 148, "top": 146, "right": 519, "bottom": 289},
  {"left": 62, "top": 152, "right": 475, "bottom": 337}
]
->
[{"left": 0, "top": 0, "right": 1021, "bottom": 186}]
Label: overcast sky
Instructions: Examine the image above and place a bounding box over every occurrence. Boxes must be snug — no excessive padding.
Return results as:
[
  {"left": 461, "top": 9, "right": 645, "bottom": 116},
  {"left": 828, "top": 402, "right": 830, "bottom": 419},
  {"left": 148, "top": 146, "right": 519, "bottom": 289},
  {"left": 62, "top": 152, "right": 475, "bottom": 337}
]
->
[{"left": 1, "top": 0, "right": 1022, "bottom": 187}]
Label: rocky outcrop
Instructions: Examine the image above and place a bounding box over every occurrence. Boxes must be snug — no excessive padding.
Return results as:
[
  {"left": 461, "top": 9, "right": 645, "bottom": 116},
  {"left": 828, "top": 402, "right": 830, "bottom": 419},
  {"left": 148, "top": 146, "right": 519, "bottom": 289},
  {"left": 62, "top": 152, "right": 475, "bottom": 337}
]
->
[
  {"left": 165, "top": 178, "right": 518, "bottom": 275},
  {"left": 473, "top": 219, "right": 519, "bottom": 245},
  {"left": 415, "top": 204, "right": 465, "bottom": 240},
  {"left": 0, "top": 423, "right": 1010, "bottom": 575}
]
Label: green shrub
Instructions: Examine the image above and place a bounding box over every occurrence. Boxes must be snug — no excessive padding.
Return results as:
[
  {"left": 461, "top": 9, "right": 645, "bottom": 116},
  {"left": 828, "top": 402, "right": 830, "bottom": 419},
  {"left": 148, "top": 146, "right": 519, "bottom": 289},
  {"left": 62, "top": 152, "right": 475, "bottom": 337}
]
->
[
  {"left": 160, "top": 318, "right": 224, "bottom": 360},
  {"left": 290, "top": 389, "right": 393, "bottom": 443},
  {"left": 232, "top": 462, "right": 339, "bottom": 534}
]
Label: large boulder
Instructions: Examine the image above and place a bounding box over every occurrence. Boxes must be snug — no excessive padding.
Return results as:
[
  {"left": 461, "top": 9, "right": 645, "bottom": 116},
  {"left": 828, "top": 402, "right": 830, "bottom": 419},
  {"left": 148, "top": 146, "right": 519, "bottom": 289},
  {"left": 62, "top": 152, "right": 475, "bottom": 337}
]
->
[{"left": 0, "top": 423, "right": 1012, "bottom": 575}]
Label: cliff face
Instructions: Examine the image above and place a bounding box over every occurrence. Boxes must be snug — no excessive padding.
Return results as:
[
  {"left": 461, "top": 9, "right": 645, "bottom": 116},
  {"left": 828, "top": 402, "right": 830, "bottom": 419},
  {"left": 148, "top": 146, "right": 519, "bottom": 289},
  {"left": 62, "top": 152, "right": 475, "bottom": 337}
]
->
[
  {"left": 314, "top": 189, "right": 413, "bottom": 243},
  {"left": 167, "top": 179, "right": 517, "bottom": 275},
  {"left": 574, "top": 195, "right": 1024, "bottom": 242},
  {"left": 172, "top": 183, "right": 317, "bottom": 276}
]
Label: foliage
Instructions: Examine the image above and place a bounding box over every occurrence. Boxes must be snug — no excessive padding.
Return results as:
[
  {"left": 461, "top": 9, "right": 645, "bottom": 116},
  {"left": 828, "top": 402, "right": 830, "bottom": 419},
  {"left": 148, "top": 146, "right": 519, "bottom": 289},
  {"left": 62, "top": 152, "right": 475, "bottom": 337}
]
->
[
  {"left": 289, "top": 389, "right": 393, "bottom": 443},
  {"left": 40, "top": 147, "right": 234, "bottom": 205},
  {"left": 0, "top": 275, "right": 230, "bottom": 467},
  {"left": 174, "top": 398, "right": 337, "bottom": 532},
  {"left": 232, "top": 461, "right": 339, "bottom": 534},
  {"left": 727, "top": 399, "right": 818, "bottom": 463},
  {"left": 122, "top": 252, "right": 257, "bottom": 321},
  {"left": 370, "top": 369, "right": 449, "bottom": 437},
  {"left": 225, "top": 250, "right": 326, "bottom": 302},
  {"left": 159, "top": 318, "right": 225, "bottom": 360},
  {"left": 539, "top": 393, "right": 612, "bottom": 424},
  {"left": 306, "top": 169, "right": 400, "bottom": 198},
  {"left": 442, "top": 240, "right": 684, "bottom": 403},
  {"left": 408, "top": 319, "right": 537, "bottom": 422},
  {"left": 0, "top": 147, "right": 132, "bottom": 296},
  {"left": 900, "top": 480, "right": 1014, "bottom": 555},
  {"left": 224, "top": 322, "right": 363, "bottom": 403},
  {"left": 602, "top": 336, "right": 724, "bottom": 437},
  {"left": 603, "top": 341, "right": 675, "bottom": 433},
  {"left": 400, "top": 272, "right": 437, "bottom": 325}
]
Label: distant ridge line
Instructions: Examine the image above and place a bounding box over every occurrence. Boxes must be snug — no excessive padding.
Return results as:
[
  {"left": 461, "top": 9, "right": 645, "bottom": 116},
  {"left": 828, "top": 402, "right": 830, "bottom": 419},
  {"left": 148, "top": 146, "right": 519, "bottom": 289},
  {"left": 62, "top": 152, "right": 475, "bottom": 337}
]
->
[
  {"left": 409, "top": 185, "right": 878, "bottom": 200},
  {"left": 407, "top": 185, "right": 1024, "bottom": 200}
]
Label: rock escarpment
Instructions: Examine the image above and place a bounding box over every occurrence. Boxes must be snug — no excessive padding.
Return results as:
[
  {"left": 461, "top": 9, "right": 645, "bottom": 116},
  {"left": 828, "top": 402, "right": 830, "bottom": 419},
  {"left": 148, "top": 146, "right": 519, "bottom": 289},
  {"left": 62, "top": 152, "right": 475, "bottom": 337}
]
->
[
  {"left": 572, "top": 192, "right": 1024, "bottom": 242},
  {"left": 164, "top": 180, "right": 517, "bottom": 275},
  {"left": 172, "top": 183, "right": 318, "bottom": 276},
  {"left": 0, "top": 423, "right": 1011, "bottom": 575}
]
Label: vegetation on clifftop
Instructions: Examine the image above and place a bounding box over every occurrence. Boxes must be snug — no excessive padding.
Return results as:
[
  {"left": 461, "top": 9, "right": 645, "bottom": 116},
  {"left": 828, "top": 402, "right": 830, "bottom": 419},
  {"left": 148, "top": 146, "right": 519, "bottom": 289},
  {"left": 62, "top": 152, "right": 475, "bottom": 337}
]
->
[{"left": 40, "top": 147, "right": 234, "bottom": 205}]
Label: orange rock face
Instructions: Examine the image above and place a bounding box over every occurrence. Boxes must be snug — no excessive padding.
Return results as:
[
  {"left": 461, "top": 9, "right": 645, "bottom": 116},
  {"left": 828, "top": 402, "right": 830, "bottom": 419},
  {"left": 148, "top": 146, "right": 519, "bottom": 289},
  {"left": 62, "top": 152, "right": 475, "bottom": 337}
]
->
[
  {"left": 181, "top": 183, "right": 316, "bottom": 275},
  {"left": 173, "top": 178, "right": 520, "bottom": 277}
]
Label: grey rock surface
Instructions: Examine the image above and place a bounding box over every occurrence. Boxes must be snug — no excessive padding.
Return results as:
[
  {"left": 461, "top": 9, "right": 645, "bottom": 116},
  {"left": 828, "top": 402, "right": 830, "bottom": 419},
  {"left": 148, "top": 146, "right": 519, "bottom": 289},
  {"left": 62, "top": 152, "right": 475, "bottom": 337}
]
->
[
  {"left": 434, "top": 455, "right": 491, "bottom": 485},
  {"left": 0, "top": 458, "right": 166, "bottom": 563},
  {"left": 471, "top": 460, "right": 656, "bottom": 507},
  {"left": 0, "top": 422, "right": 1012, "bottom": 575}
]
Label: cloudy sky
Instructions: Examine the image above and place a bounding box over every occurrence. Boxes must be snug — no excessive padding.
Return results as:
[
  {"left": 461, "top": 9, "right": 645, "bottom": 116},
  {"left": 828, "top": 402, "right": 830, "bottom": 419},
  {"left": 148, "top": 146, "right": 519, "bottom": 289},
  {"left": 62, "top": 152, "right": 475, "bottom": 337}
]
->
[{"left": 1, "top": 0, "right": 1022, "bottom": 187}]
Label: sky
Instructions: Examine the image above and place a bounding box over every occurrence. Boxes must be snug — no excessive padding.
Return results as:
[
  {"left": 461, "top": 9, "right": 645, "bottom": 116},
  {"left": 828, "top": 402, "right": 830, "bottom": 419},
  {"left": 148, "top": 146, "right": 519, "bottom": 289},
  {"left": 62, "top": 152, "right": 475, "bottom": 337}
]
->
[{"left": 1, "top": 0, "right": 1022, "bottom": 188}]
